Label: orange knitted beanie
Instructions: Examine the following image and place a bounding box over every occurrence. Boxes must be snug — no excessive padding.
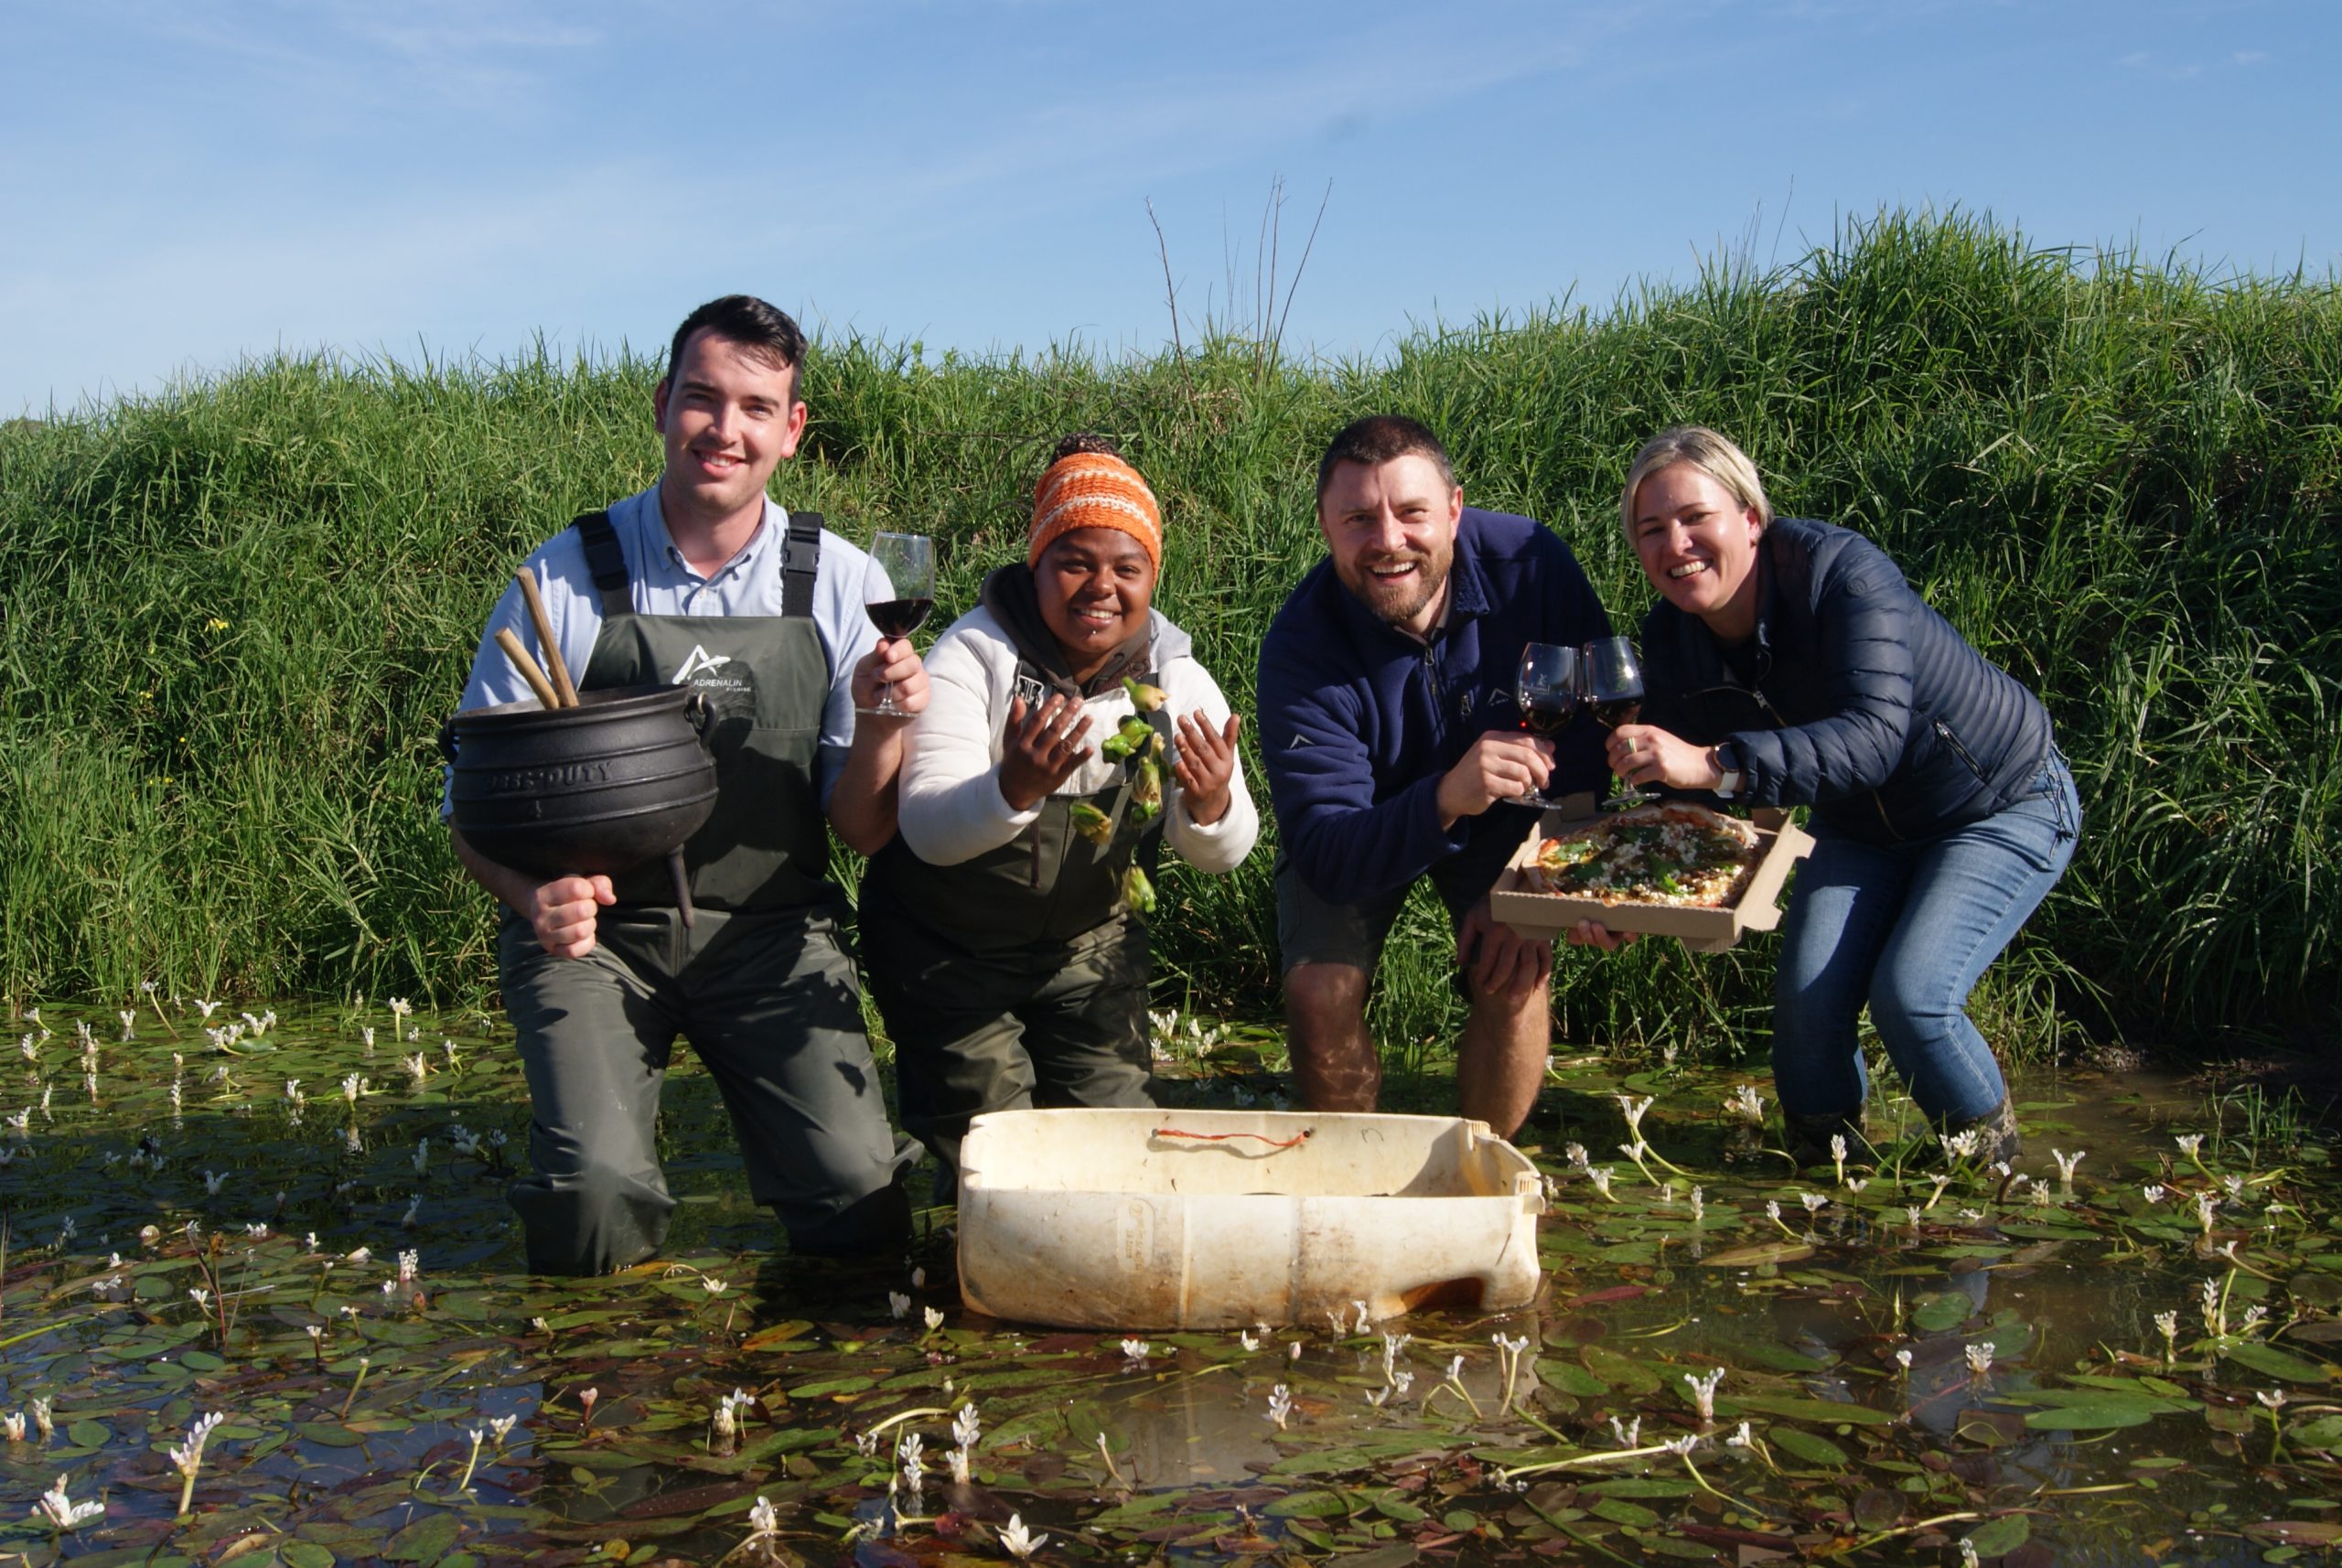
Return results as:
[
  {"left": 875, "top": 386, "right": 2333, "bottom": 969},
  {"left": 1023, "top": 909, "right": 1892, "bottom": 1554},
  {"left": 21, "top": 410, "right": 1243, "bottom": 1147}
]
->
[{"left": 1026, "top": 449, "right": 1163, "bottom": 569}]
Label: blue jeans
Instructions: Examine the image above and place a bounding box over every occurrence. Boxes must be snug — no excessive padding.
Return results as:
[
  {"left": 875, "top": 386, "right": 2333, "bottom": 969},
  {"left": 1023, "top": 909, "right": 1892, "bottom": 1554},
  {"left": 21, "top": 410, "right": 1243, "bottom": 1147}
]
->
[{"left": 1771, "top": 749, "right": 2080, "bottom": 1127}]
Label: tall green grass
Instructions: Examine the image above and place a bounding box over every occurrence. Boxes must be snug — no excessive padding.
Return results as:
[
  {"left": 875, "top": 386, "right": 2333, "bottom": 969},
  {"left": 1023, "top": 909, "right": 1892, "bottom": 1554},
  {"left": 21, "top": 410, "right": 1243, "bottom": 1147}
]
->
[{"left": 3, "top": 211, "right": 2335, "bottom": 1059}]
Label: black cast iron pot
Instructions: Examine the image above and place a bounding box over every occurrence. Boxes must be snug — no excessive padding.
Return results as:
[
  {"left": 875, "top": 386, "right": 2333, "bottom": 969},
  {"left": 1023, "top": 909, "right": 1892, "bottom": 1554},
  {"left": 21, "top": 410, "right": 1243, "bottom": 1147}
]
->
[{"left": 442, "top": 684, "right": 717, "bottom": 916}]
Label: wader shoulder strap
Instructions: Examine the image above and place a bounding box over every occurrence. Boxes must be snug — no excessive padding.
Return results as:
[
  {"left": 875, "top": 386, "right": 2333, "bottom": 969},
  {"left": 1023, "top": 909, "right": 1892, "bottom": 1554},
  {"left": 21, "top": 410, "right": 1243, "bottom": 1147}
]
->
[
  {"left": 573, "top": 511, "right": 631, "bottom": 619},
  {"left": 782, "top": 510, "right": 823, "bottom": 620}
]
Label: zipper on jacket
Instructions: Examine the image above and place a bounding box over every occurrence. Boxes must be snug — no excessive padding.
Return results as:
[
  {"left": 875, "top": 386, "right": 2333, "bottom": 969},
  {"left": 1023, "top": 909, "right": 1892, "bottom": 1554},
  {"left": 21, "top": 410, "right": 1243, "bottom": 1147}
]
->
[{"left": 1933, "top": 719, "right": 1990, "bottom": 786}]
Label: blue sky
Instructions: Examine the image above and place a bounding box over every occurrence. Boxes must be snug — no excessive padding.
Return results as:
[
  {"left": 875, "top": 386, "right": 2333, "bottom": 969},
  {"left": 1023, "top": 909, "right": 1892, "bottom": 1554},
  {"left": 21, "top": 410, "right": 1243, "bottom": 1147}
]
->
[{"left": 3, "top": 0, "right": 2335, "bottom": 417}]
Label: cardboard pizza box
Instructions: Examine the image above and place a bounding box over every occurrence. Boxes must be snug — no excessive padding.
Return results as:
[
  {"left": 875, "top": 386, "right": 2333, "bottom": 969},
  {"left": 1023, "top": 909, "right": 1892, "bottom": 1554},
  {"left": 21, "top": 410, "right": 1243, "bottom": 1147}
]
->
[{"left": 1489, "top": 792, "right": 1815, "bottom": 953}]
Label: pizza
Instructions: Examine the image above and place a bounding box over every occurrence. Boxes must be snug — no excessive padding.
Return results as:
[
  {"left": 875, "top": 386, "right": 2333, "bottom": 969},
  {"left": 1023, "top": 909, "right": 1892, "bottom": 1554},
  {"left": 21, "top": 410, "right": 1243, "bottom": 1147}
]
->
[{"left": 1521, "top": 804, "right": 1764, "bottom": 908}]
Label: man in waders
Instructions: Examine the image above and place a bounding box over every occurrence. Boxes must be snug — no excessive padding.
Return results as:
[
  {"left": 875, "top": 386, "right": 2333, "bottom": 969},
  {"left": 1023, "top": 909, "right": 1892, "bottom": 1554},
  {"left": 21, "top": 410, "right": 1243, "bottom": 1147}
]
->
[
  {"left": 1256, "top": 415, "right": 1611, "bottom": 1138},
  {"left": 449, "top": 295, "right": 921, "bottom": 1274}
]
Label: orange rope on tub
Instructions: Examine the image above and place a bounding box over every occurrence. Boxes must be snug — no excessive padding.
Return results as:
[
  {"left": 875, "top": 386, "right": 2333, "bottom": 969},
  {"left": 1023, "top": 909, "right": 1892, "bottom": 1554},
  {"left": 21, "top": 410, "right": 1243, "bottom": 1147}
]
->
[{"left": 1151, "top": 1127, "right": 1312, "bottom": 1150}]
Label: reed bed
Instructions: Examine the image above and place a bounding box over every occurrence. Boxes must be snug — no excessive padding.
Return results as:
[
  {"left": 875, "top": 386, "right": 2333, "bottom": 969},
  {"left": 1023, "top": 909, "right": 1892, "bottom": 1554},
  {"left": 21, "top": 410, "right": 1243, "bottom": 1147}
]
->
[{"left": 2, "top": 210, "right": 2334, "bottom": 1060}]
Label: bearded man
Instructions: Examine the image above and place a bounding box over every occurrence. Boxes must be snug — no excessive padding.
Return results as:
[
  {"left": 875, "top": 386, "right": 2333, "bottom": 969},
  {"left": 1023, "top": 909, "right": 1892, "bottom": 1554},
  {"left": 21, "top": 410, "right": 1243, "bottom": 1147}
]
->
[{"left": 1255, "top": 415, "right": 1610, "bottom": 1136}]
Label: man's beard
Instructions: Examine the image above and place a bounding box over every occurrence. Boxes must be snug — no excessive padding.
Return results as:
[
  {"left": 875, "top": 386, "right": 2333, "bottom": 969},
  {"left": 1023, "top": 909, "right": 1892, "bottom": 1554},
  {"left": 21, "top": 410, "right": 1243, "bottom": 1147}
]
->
[{"left": 1356, "top": 552, "right": 1450, "bottom": 628}]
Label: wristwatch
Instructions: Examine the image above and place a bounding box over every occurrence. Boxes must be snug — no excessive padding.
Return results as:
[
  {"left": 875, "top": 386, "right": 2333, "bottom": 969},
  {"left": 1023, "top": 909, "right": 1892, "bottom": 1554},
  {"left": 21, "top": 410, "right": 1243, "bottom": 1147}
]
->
[{"left": 1713, "top": 743, "right": 1745, "bottom": 800}]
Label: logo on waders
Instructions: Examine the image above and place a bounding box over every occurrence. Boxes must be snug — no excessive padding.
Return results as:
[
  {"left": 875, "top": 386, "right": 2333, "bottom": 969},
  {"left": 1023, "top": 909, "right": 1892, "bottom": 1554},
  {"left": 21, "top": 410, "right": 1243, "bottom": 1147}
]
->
[{"left": 671, "top": 646, "right": 734, "bottom": 682}]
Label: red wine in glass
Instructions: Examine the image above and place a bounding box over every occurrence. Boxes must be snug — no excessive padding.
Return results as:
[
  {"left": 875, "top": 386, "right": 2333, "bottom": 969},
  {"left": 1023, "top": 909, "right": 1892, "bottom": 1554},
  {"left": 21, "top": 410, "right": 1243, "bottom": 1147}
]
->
[
  {"left": 1512, "top": 642, "right": 1582, "bottom": 808},
  {"left": 865, "top": 596, "right": 933, "bottom": 639},
  {"left": 865, "top": 532, "right": 935, "bottom": 716},
  {"left": 1584, "top": 637, "right": 1651, "bottom": 807}
]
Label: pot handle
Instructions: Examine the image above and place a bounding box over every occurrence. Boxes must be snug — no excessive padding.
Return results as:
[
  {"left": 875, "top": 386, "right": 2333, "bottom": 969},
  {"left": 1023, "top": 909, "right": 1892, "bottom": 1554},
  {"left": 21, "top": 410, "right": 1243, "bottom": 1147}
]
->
[
  {"left": 436, "top": 716, "right": 458, "bottom": 765},
  {"left": 684, "top": 690, "right": 713, "bottom": 744}
]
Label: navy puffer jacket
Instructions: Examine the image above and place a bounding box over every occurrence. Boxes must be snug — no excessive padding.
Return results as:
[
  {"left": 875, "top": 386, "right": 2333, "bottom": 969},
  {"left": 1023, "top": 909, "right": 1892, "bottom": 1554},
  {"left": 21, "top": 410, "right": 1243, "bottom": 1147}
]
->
[{"left": 1638, "top": 517, "right": 2053, "bottom": 845}]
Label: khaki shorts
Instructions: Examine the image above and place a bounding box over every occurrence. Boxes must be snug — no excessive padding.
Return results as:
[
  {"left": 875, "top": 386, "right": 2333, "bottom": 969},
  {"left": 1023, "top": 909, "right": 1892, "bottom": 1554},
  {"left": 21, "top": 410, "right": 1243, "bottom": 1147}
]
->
[{"left": 1273, "top": 820, "right": 1530, "bottom": 975}]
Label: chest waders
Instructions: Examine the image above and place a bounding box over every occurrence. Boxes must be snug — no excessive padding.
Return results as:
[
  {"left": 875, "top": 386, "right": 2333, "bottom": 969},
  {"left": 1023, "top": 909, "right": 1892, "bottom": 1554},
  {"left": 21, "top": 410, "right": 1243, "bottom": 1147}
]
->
[
  {"left": 497, "top": 509, "right": 908, "bottom": 1274},
  {"left": 859, "top": 664, "right": 1167, "bottom": 1189}
]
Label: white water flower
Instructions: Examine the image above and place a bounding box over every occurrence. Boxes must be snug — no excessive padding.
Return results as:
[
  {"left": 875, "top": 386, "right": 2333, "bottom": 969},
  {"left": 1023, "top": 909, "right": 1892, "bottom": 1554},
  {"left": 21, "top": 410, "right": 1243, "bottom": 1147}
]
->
[
  {"left": 1265, "top": 1384, "right": 1293, "bottom": 1429},
  {"left": 30, "top": 1398, "right": 52, "bottom": 1440},
  {"left": 340, "top": 1074, "right": 367, "bottom": 1104},
  {"left": 397, "top": 1250, "right": 419, "bottom": 1282},
  {"left": 1, "top": 1412, "right": 24, "bottom": 1442},
  {"left": 30, "top": 1474, "right": 104, "bottom": 1530},
  {"left": 2051, "top": 1148, "right": 2085, "bottom": 1183},
  {"left": 2142, "top": 1184, "right": 2165, "bottom": 1204},
  {"left": 748, "top": 1495, "right": 779, "bottom": 1535},
  {"left": 1587, "top": 1167, "right": 1614, "bottom": 1197},
  {"left": 953, "top": 1402, "right": 980, "bottom": 1452},
  {"left": 1664, "top": 1434, "right": 1699, "bottom": 1455},
  {"left": 188, "top": 1287, "right": 210, "bottom": 1311},
  {"left": 1940, "top": 1128, "right": 1982, "bottom": 1161},
  {"left": 1563, "top": 1142, "right": 1589, "bottom": 1169},
  {"left": 1354, "top": 1299, "right": 1372, "bottom": 1334},
  {"left": 1799, "top": 1191, "right": 1827, "bottom": 1214},
  {"left": 1689, "top": 1186, "right": 1704, "bottom": 1219},
  {"left": 898, "top": 1431, "right": 925, "bottom": 1487},
  {"left": 922, "top": 1305, "right": 945, "bottom": 1332},
  {"left": 1238, "top": 1330, "right": 1260, "bottom": 1351},
  {"left": 1616, "top": 1093, "right": 1654, "bottom": 1135},
  {"left": 2175, "top": 1133, "right": 2203, "bottom": 1156},
  {"left": 947, "top": 1445, "right": 971, "bottom": 1483},
  {"left": 888, "top": 1291, "right": 911, "bottom": 1320},
  {"left": 1610, "top": 1414, "right": 1641, "bottom": 1448},
  {"left": 700, "top": 1275, "right": 728, "bottom": 1296},
  {"left": 118, "top": 1010, "right": 136, "bottom": 1040},
  {"left": 1683, "top": 1367, "right": 1724, "bottom": 1422},
  {"left": 1965, "top": 1342, "right": 1995, "bottom": 1378},
  {"left": 1120, "top": 1337, "right": 1150, "bottom": 1361},
  {"left": 1765, "top": 1199, "right": 1783, "bottom": 1223},
  {"left": 1724, "top": 1084, "right": 1765, "bottom": 1122},
  {"left": 999, "top": 1512, "right": 1047, "bottom": 1560},
  {"left": 2257, "top": 1388, "right": 2288, "bottom": 1410},
  {"left": 1725, "top": 1420, "right": 1754, "bottom": 1447},
  {"left": 403, "top": 1053, "right": 428, "bottom": 1081},
  {"left": 2154, "top": 1309, "right": 2179, "bottom": 1348},
  {"left": 2196, "top": 1192, "right": 2219, "bottom": 1231},
  {"left": 1895, "top": 1348, "right": 1913, "bottom": 1370},
  {"left": 1961, "top": 1541, "right": 1982, "bottom": 1568},
  {"left": 2223, "top": 1173, "right": 2247, "bottom": 1200},
  {"left": 1845, "top": 1177, "right": 1868, "bottom": 1194},
  {"left": 168, "top": 1411, "right": 224, "bottom": 1477},
  {"left": 360, "top": 1027, "right": 375, "bottom": 1050}
]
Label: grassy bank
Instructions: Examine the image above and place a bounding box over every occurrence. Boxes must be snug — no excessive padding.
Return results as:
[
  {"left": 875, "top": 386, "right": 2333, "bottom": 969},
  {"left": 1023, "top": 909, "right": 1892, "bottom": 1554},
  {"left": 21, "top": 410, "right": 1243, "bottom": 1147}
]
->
[{"left": 2, "top": 211, "right": 2335, "bottom": 1058}]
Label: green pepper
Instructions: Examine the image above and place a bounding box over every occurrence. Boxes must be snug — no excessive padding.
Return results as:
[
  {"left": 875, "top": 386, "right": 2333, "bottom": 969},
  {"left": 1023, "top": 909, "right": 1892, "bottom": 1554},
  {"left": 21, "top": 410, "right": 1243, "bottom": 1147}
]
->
[
  {"left": 1069, "top": 802, "right": 1114, "bottom": 846},
  {"left": 1122, "top": 676, "right": 1168, "bottom": 713}
]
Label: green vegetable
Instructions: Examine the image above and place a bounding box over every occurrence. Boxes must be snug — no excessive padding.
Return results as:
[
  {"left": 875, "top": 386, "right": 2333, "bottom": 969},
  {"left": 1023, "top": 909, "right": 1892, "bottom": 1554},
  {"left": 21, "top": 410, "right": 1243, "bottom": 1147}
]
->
[
  {"left": 1069, "top": 802, "right": 1114, "bottom": 846},
  {"left": 1130, "top": 756, "right": 1164, "bottom": 822},
  {"left": 1122, "top": 676, "right": 1168, "bottom": 713},
  {"left": 1120, "top": 865, "right": 1156, "bottom": 917}
]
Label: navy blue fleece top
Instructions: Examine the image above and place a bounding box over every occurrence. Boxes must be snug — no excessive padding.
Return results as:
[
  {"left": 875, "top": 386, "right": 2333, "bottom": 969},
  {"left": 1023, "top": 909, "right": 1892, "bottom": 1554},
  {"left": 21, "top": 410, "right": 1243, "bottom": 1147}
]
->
[{"left": 1257, "top": 508, "right": 1612, "bottom": 905}]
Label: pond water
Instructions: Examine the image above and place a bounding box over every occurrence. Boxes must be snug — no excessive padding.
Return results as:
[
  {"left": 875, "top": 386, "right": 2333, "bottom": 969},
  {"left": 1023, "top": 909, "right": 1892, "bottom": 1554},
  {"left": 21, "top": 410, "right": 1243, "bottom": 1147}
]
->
[{"left": 1, "top": 999, "right": 2337, "bottom": 1567}]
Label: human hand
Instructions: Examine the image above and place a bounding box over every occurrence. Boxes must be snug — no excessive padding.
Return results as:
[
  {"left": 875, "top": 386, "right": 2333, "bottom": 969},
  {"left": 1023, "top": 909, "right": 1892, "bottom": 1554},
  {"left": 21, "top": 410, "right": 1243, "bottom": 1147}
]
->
[
  {"left": 1562, "top": 918, "right": 1638, "bottom": 951},
  {"left": 1172, "top": 710, "right": 1241, "bottom": 825},
  {"left": 998, "top": 693, "right": 1094, "bottom": 812},
  {"left": 1455, "top": 898, "right": 1553, "bottom": 1002},
  {"left": 1434, "top": 731, "right": 1553, "bottom": 825},
  {"left": 1606, "top": 723, "right": 1718, "bottom": 793},
  {"left": 530, "top": 874, "right": 616, "bottom": 959},
  {"left": 852, "top": 637, "right": 929, "bottom": 718}
]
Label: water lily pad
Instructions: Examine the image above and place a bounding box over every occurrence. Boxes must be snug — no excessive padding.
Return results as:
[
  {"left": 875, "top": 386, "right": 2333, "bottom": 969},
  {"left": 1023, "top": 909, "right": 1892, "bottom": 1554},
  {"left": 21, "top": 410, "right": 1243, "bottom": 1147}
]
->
[{"left": 2220, "top": 1342, "right": 2337, "bottom": 1384}]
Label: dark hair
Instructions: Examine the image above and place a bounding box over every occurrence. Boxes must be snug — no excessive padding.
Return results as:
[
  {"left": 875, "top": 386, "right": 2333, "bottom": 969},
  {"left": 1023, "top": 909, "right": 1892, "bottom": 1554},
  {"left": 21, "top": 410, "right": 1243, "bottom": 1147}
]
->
[
  {"left": 664, "top": 295, "right": 807, "bottom": 386},
  {"left": 1049, "top": 431, "right": 1123, "bottom": 464},
  {"left": 1315, "top": 414, "right": 1456, "bottom": 502}
]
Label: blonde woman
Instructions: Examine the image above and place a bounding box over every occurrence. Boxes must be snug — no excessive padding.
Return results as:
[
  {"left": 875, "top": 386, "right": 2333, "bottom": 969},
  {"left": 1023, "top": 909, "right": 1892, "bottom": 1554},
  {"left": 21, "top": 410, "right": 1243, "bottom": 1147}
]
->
[{"left": 1591, "top": 426, "right": 2079, "bottom": 1162}]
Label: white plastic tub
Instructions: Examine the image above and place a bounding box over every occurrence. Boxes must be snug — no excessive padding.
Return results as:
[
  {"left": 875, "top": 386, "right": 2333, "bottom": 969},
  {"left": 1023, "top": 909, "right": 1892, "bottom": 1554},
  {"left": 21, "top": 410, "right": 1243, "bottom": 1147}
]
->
[{"left": 955, "top": 1108, "right": 1545, "bottom": 1329}]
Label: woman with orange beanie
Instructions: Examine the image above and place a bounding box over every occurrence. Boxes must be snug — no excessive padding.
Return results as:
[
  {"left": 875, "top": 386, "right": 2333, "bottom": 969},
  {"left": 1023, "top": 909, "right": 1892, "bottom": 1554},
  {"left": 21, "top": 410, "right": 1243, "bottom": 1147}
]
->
[{"left": 858, "top": 435, "right": 1259, "bottom": 1195}]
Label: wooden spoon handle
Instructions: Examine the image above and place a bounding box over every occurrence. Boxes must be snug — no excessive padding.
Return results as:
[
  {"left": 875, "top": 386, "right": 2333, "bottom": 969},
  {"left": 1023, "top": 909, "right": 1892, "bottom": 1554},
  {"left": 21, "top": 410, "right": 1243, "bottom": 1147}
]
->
[
  {"left": 513, "top": 567, "right": 579, "bottom": 707},
  {"left": 494, "top": 628, "right": 562, "bottom": 710}
]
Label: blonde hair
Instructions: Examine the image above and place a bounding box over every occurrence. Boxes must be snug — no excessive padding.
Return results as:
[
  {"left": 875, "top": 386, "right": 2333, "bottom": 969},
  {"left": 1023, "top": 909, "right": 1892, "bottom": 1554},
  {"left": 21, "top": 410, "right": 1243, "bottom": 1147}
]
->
[{"left": 1619, "top": 425, "right": 1774, "bottom": 541}]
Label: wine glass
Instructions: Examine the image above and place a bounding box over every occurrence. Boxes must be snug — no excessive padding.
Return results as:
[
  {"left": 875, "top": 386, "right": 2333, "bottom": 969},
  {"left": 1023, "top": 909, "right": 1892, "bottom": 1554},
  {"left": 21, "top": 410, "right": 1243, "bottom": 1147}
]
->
[
  {"left": 864, "top": 532, "right": 935, "bottom": 717},
  {"left": 1511, "top": 642, "right": 1582, "bottom": 809},
  {"left": 1582, "top": 636, "right": 1650, "bottom": 808}
]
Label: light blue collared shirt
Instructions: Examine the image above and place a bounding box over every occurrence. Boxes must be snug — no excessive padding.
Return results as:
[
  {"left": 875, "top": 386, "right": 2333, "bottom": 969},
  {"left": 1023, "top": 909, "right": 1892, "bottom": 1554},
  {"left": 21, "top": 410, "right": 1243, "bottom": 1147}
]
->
[{"left": 451, "top": 484, "right": 888, "bottom": 811}]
